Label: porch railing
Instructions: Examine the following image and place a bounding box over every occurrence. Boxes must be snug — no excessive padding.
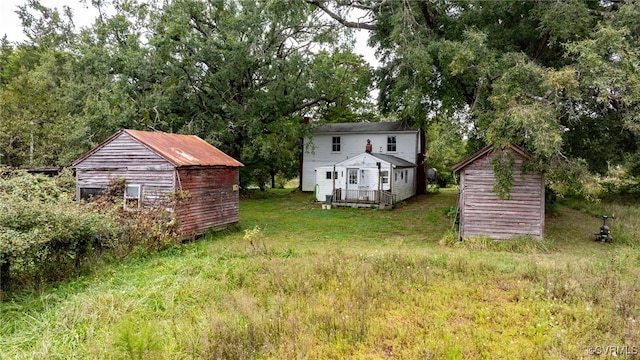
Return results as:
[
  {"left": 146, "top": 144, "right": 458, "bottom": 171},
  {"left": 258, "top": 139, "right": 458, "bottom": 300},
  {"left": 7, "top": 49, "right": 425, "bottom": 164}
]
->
[{"left": 332, "top": 189, "right": 395, "bottom": 207}]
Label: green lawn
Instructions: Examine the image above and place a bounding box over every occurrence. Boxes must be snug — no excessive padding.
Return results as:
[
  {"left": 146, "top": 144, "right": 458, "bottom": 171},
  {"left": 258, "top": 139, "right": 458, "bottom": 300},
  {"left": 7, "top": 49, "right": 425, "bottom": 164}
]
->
[{"left": 1, "top": 189, "right": 639, "bottom": 359}]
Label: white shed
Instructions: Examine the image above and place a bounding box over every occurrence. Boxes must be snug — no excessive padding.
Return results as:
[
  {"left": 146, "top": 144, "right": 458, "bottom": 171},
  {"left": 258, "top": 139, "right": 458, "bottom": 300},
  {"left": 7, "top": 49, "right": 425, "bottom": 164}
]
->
[{"left": 314, "top": 152, "right": 417, "bottom": 208}]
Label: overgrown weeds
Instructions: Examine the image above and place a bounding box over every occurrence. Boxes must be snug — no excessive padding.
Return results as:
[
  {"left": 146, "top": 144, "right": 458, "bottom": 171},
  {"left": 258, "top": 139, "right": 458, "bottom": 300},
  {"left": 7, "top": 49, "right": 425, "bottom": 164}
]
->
[
  {"left": 440, "top": 232, "right": 555, "bottom": 253},
  {"left": 1, "top": 189, "right": 639, "bottom": 359}
]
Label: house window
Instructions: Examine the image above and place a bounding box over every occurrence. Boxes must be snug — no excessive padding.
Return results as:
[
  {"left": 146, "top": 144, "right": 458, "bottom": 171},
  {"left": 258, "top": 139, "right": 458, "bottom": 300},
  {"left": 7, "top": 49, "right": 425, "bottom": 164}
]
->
[
  {"left": 381, "top": 171, "right": 389, "bottom": 184},
  {"left": 325, "top": 171, "right": 337, "bottom": 180},
  {"left": 124, "top": 184, "right": 142, "bottom": 209},
  {"left": 348, "top": 169, "right": 358, "bottom": 185},
  {"left": 400, "top": 171, "right": 404, "bottom": 181},
  {"left": 387, "top": 136, "right": 397, "bottom": 152},
  {"left": 395, "top": 172, "right": 398, "bottom": 182},
  {"left": 332, "top": 136, "right": 341, "bottom": 152},
  {"left": 405, "top": 170, "right": 408, "bottom": 183}
]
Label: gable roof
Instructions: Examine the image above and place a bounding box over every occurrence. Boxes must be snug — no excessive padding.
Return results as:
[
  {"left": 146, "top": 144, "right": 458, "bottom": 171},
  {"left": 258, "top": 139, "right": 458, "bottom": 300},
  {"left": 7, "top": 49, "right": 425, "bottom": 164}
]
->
[
  {"left": 335, "top": 152, "right": 416, "bottom": 168},
  {"left": 452, "top": 144, "right": 531, "bottom": 173},
  {"left": 72, "top": 129, "right": 243, "bottom": 168},
  {"left": 311, "top": 122, "right": 417, "bottom": 134}
]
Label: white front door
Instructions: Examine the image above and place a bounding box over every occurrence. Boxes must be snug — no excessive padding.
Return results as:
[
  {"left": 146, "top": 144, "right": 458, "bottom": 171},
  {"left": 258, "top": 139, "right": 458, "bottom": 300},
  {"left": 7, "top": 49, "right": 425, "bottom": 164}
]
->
[{"left": 347, "top": 168, "right": 358, "bottom": 192}]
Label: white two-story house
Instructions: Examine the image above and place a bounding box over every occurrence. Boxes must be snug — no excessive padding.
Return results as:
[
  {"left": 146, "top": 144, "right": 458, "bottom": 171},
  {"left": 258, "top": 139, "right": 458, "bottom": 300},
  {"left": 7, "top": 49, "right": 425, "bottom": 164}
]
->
[{"left": 301, "top": 122, "right": 425, "bottom": 206}]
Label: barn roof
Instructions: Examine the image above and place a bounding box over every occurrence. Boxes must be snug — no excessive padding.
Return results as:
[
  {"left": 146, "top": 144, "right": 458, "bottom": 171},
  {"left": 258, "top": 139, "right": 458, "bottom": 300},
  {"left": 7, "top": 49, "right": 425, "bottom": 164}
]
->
[
  {"left": 452, "top": 144, "right": 531, "bottom": 173},
  {"left": 72, "top": 129, "right": 243, "bottom": 168},
  {"left": 311, "top": 122, "right": 417, "bottom": 134}
]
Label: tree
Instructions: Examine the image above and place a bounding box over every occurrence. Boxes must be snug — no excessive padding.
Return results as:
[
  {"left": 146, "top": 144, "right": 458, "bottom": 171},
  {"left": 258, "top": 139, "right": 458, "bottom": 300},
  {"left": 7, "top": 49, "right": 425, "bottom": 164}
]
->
[
  {"left": 0, "top": 44, "right": 74, "bottom": 167},
  {"left": 310, "top": 0, "right": 640, "bottom": 195},
  {"left": 28, "top": 0, "right": 373, "bottom": 185}
]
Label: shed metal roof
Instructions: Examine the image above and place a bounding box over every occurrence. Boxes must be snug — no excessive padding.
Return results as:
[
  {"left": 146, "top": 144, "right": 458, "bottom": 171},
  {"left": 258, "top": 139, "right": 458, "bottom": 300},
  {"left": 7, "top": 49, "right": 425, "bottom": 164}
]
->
[
  {"left": 452, "top": 144, "right": 531, "bottom": 173},
  {"left": 72, "top": 129, "right": 243, "bottom": 168},
  {"left": 311, "top": 122, "right": 417, "bottom": 134}
]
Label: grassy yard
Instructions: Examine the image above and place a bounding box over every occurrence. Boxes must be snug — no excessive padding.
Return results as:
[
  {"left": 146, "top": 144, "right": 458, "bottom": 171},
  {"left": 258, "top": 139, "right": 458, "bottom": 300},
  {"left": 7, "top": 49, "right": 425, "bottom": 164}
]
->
[{"left": 1, "top": 189, "right": 639, "bottom": 359}]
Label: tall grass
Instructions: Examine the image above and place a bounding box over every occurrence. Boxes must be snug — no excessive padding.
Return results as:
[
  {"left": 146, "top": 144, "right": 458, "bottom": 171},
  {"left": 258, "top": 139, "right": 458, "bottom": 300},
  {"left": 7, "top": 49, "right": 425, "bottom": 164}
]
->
[{"left": 1, "top": 189, "right": 639, "bottom": 359}]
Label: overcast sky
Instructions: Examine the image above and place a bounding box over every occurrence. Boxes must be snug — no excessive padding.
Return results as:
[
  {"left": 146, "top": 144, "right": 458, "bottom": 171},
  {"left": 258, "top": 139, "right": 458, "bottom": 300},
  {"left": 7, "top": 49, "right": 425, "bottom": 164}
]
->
[{"left": 1, "top": 0, "right": 99, "bottom": 43}]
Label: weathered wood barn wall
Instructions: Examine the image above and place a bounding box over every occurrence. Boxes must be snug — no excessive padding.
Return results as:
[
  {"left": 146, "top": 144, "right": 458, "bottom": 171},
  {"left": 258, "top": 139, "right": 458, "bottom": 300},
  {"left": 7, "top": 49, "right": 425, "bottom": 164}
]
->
[
  {"left": 452, "top": 144, "right": 544, "bottom": 240},
  {"left": 72, "top": 129, "right": 243, "bottom": 237}
]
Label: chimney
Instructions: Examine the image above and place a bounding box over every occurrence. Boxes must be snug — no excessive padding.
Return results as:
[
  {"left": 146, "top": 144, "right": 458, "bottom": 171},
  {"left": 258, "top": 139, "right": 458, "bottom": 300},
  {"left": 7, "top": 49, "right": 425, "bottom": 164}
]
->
[
  {"left": 365, "top": 139, "right": 372, "bottom": 153},
  {"left": 303, "top": 116, "right": 313, "bottom": 124}
]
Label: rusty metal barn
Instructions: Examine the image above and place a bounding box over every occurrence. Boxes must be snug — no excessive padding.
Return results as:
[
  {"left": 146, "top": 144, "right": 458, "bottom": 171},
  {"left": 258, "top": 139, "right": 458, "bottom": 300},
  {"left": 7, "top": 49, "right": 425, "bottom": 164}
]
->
[
  {"left": 452, "top": 144, "right": 544, "bottom": 240},
  {"left": 72, "top": 129, "right": 243, "bottom": 237}
]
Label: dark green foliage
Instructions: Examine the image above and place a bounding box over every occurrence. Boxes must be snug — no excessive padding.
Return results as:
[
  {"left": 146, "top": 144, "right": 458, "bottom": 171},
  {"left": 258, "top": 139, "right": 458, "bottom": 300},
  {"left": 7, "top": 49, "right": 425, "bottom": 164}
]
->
[
  {"left": 0, "top": 170, "right": 113, "bottom": 291},
  {"left": 317, "top": 0, "right": 640, "bottom": 198},
  {"left": 491, "top": 150, "right": 515, "bottom": 200}
]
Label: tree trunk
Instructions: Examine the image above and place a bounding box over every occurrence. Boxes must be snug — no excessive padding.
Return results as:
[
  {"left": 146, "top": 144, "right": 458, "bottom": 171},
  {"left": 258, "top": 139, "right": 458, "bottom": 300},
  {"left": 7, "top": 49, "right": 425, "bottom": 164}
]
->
[{"left": 1, "top": 256, "right": 10, "bottom": 292}]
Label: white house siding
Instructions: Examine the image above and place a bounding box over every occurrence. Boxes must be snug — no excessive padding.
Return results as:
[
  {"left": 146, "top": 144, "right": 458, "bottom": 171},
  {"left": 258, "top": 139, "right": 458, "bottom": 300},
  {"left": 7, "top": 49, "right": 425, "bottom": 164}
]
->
[
  {"left": 302, "top": 125, "right": 421, "bottom": 191},
  {"left": 74, "top": 132, "right": 177, "bottom": 204},
  {"left": 315, "top": 166, "right": 337, "bottom": 202},
  {"left": 314, "top": 153, "right": 416, "bottom": 203},
  {"left": 392, "top": 167, "right": 416, "bottom": 202}
]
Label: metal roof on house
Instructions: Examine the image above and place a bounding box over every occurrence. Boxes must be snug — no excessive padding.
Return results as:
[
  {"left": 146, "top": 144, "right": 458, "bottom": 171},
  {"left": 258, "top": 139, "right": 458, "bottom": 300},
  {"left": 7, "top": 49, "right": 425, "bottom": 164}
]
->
[
  {"left": 311, "top": 122, "right": 417, "bottom": 133},
  {"left": 72, "top": 129, "right": 243, "bottom": 168},
  {"left": 370, "top": 153, "right": 417, "bottom": 168}
]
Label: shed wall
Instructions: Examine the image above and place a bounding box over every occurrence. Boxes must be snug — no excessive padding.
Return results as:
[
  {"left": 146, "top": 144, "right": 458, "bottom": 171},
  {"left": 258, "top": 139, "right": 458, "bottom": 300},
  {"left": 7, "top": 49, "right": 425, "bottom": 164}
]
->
[
  {"left": 176, "top": 166, "right": 240, "bottom": 237},
  {"left": 459, "top": 151, "right": 544, "bottom": 239},
  {"left": 74, "top": 132, "right": 176, "bottom": 203}
]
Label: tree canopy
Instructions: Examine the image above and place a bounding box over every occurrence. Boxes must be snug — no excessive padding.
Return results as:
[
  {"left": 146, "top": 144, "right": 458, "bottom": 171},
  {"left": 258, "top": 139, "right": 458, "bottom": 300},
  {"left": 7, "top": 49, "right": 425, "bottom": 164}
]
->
[
  {"left": 2, "top": 0, "right": 640, "bottom": 195},
  {"left": 1, "top": 0, "right": 374, "bottom": 188},
  {"left": 310, "top": 0, "right": 640, "bottom": 193}
]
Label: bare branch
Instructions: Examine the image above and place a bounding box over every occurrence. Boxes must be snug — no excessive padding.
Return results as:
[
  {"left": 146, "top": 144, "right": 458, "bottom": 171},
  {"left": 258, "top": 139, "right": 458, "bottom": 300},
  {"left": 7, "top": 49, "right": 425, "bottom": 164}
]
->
[{"left": 306, "top": 0, "right": 377, "bottom": 31}]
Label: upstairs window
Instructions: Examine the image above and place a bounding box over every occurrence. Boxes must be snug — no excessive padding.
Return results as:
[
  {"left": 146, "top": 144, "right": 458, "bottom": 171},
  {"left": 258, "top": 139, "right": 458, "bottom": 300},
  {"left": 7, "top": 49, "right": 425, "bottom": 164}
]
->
[
  {"left": 332, "top": 136, "right": 341, "bottom": 152},
  {"left": 387, "top": 136, "right": 397, "bottom": 152}
]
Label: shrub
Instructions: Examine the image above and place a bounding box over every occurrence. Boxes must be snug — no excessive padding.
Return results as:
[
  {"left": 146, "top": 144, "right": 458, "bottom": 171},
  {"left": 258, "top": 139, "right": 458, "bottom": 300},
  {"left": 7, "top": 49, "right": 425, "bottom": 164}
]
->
[
  {"left": 0, "top": 170, "right": 114, "bottom": 292},
  {"left": 86, "top": 179, "right": 188, "bottom": 257}
]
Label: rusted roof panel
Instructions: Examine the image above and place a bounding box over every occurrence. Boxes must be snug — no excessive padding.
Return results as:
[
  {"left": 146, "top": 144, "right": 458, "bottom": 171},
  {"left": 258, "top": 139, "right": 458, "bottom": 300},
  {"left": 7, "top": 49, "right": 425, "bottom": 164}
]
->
[{"left": 124, "top": 129, "right": 243, "bottom": 167}]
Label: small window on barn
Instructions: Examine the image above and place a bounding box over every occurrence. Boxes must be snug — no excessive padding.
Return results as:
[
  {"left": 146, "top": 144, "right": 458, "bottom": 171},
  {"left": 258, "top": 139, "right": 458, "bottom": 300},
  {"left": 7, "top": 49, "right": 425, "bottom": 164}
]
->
[
  {"left": 394, "top": 172, "right": 398, "bottom": 182},
  {"left": 332, "top": 136, "right": 341, "bottom": 152},
  {"left": 400, "top": 171, "right": 404, "bottom": 180},
  {"left": 387, "top": 136, "right": 397, "bottom": 152},
  {"left": 405, "top": 170, "right": 408, "bottom": 183},
  {"left": 80, "top": 187, "right": 104, "bottom": 201},
  {"left": 124, "top": 184, "right": 142, "bottom": 209},
  {"left": 381, "top": 171, "right": 389, "bottom": 184}
]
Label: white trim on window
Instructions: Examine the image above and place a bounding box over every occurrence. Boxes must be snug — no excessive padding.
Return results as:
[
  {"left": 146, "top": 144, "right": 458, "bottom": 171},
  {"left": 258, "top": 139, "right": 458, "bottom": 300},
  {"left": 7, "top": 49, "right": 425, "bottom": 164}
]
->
[{"left": 124, "top": 184, "right": 142, "bottom": 209}]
